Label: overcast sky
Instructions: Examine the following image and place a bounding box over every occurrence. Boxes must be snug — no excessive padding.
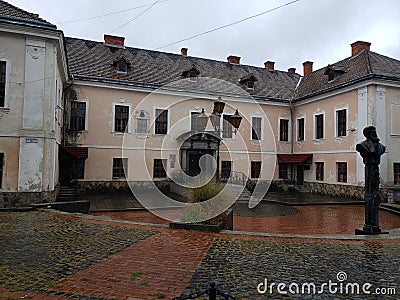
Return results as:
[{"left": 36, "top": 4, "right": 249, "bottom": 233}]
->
[{"left": 8, "top": 0, "right": 400, "bottom": 73}]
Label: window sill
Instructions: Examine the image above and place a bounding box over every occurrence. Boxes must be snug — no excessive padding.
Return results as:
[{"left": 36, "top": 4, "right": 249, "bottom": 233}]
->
[
  {"left": 313, "top": 138, "right": 325, "bottom": 141},
  {"left": 111, "top": 131, "right": 130, "bottom": 135}
]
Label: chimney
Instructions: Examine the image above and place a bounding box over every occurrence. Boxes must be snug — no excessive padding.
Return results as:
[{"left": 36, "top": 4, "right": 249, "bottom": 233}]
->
[
  {"left": 181, "top": 48, "right": 188, "bottom": 56},
  {"left": 303, "top": 61, "right": 313, "bottom": 77},
  {"left": 288, "top": 67, "right": 296, "bottom": 74},
  {"left": 104, "top": 34, "right": 125, "bottom": 47},
  {"left": 351, "top": 41, "right": 371, "bottom": 56},
  {"left": 264, "top": 61, "right": 275, "bottom": 70},
  {"left": 227, "top": 55, "right": 241, "bottom": 64}
]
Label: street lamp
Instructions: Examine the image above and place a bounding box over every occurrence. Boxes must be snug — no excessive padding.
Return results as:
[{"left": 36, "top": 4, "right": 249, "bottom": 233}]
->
[
  {"left": 230, "top": 109, "right": 243, "bottom": 134},
  {"left": 196, "top": 108, "right": 209, "bottom": 132}
]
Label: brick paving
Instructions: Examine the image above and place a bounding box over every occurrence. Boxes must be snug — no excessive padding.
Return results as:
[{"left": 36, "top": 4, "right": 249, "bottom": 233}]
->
[{"left": 0, "top": 206, "right": 399, "bottom": 299}]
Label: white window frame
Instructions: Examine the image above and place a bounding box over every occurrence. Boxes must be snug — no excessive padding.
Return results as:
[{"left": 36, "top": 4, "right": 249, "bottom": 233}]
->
[
  {"left": 391, "top": 103, "right": 400, "bottom": 136},
  {"left": 189, "top": 110, "right": 200, "bottom": 131},
  {"left": 70, "top": 99, "right": 89, "bottom": 131},
  {"left": 0, "top": 58, "right": 11, "bottom": 108},
  {"left": 112, "top": 101, "right": 131, "bottom": 134},
  {"left": 313, "top": 111, "right": 325, "bottom": 140},
  {"left": 296, "top": 116, "right": 306, "bottom": 141},
  {"left": 154, "top": 107, "right": 170, "bottom": 135},
  {"left": 278, "top": 117, "right": 291, "bottom": 142},
  {"left": 251, "top": 116, "right": 263, "bottom": 141},
  {"left": 334, "top": 106, "right": 348, "bottom": 138},
  {"left": 222, "top": 113, "right": 234, "bottom": 139}
]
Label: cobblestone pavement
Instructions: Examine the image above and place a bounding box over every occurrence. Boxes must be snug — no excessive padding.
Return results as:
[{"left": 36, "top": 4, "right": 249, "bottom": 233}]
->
[{"left": 0, "top": 210, "right": 399, "bottom": 299}]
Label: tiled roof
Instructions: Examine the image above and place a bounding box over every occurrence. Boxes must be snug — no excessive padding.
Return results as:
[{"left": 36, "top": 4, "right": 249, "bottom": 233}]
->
[
  {"left": 65, "top": 37, "right": 301, "bottom": 102},
  {"left": 0, "top": 0, "right": 56, "bottom": 29},
  {"left": 295, "top": 50, "right": 400, "bottom": 100}
]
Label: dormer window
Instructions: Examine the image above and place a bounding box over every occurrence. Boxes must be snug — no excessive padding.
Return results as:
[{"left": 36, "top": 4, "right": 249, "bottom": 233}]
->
[
  {"left": 182, "top": 65, "right": 200, "bottom": 82},
  {"left": 324, "top": 65, "right": 347, "bottom": 82},
  {"left": 239, "top": 74, "right": 258, "bottom": 90},
  {"left": 113, "top": 57, "right": 130, "bottom": 74}
]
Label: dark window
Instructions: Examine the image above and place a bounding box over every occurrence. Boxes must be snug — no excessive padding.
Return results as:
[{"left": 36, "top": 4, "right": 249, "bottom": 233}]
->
[
  {"left": 116, "top": 58, "right": 128, "bottom": 74},
  {"left": 316, "top": 162, "right": 324, "bottom": 181},
  {"left": 251, "top": 161, "right": 261, "bottom": 178},
  {"left": 191, "top": 112, "right": 200, "bottom": 131},
  {"left": 245, "top": 80, "right": 255, "bottom": 90},
  {"left": 252, "top": 117, "right": 262, "bottom": 140},
  {"left": 73, "top": 159, "right": 85, "bottom": 179},
  {"left": 222, "top": 114, "right": 232, "bottom": 138},
  {"left": 0, "top": 153, "right": 3, "bottom": 189},
  {"left": 394, "top": 163, "right": 400, "bottom": 185},
  {"left": 337, "top": 109, "right": 347, "bottom": 137},
  {"left": 280, "top": 119, "right": 289, "bottom": 141},
  {"left": 114, "top": 105, "right": 129, "bottom": 132},
  {"left": 221, "top": 161, "right": 232, "bottom": 179},
  {"left": 187, "top": 72, "right": 198, "bottom": 82},
  {"left": 155, "top": 109, "right": 168, "bottom": 134},
  {"left": 113, "top": 158, "right": 127, "bottom": 179},
  {"left": 297, "top": 118, "right": 305, "bottom": 141},
  {"left": 337, "top": 162, "right": 347, "bottom": 183},
  {"left": 70, "top": 101, "right": 86, "bottom": 131},
  {"left": 315, "top": 114, "right": 324, "bottom": 139},
  {"left": 0, "top": 61, "right": 5, "bottom": 107},
  {"left": 153, "top": 159, "right": 167, "bottom": 178},
  {"left": 279, "top": 163, "right": 288, "bottom": 179}
]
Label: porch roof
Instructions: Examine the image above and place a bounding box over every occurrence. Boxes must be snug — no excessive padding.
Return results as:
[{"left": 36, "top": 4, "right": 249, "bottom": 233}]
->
[
  {"left": 60, "top": 145, "right": 88, "bottom": 159},
  {"left": 277, "top": 154, "right": 313, "bottom": 164}
]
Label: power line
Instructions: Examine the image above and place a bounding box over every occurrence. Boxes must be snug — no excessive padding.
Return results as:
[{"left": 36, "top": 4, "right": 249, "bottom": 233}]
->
[
  {"left": 155, "top": 0, "right": 300, "bottom": 50},
  {"left": 108, "top": 0, "right": 162, "bottom": 34},
  {"left": 58, "top": 0, "right": 169, "bottom": 25}
]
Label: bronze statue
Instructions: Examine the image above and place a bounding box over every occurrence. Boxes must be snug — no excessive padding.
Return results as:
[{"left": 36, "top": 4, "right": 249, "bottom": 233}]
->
[{"left": 355, "top": 126, "right": 386, "bottom": 234}]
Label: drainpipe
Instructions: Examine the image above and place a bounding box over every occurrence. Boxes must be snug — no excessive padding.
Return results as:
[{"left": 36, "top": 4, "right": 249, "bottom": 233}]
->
[{"left": 62, "top": 77, "right": 74, "bottom": 147}]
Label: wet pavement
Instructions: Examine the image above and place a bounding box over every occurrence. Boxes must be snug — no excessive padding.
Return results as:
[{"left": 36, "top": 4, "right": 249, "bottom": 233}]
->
[{"left": 0, "top": 196, "right": 399, "bottom": 299}]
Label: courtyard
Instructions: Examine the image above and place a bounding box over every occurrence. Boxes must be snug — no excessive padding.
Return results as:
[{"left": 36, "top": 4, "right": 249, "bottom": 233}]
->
[{"left": 0, "top": 198, "right": 399, "bottom": 300}]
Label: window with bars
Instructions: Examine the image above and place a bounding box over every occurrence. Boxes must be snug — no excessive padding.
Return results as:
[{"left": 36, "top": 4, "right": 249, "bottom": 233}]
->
[
  {"left": 0, "top": 61, "right": 6, "bottom": 107},
  {"left": 394, "top": 163, "right": 400, "bottom": 185},
  {"left": 337, "top": 162, "right": 347, "bottom": 183},
  {"left": 297, "top": 118, "right": 305, "bottom": 141},
  {"left": 337, "top": 109, "right": 347, "bottom": 137},
  {"left": 0, "top": 153, "right": 3, "bottom": 189},
  {"left": 279, "top": 163, "right": 288, "bottom": 179},
  {"left": 316, "top": 162, "right": 324, "bottom": 181},
  {"left": 251, "top": 161, "right": 261, "bottom": 178},
  {"left": 315, "top": 114, "right": 324, "bottom": 139},
  {"left": 280, "top": 119, "right": 289, "bottom": 141},
  {"left": 153, "top": 159, "right": 167, "bottom": 178},
  {"left": 114, "top": 105, "right": 129, "bottom": 132},
  {"left": 70, "top": 101, "right": 86, "bottom": 131},
  {"left": 222, "top": 114, "right": 233, "bottom": 138},
  {"left": 191, "top": 112, "right": 200, "bottom": 131},
  {"left": 221, "top": 161, "right": 232, "bottom": 179},
  {"left": 113, "top": 158, "right": 127, "bottom": 179},
  {"left": 155, "top": 109, "right": 168, "bottom": 134},
  {"left": 252, "top": 117, "right": 262, "bottom": 140}
]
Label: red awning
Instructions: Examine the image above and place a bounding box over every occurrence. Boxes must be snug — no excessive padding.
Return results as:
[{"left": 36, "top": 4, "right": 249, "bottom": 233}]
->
[
  {"left": 277, "top": 154, "right": 313, "bottom": 164},
  {"left": 60, "top": 145, "right": 88, "bottom": 159}
]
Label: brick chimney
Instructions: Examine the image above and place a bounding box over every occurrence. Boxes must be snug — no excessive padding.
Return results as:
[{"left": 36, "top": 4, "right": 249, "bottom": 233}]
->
[
  {"left": 303, "top": 61, "right": 313, "bottom": 77},
  {"left": 264, "top": 61, "right": 275, "bottom": 70},
  {"left": 288, "top": 67, "right": 296, "bottom": 74},
  {"left": 351, "top": 41, "right": 371, "bottom": 56},
  {"left": 227, "top": 55, "right": 241, "bottom": 64},
  {"left": 181, "top": 48, "right": 188, "bottom": 56},
  {"left": 104, "top": 34, "right": 125, "bottom": 47}
]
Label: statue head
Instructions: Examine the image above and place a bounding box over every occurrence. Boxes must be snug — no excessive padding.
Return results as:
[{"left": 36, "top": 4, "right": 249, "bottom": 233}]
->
[{"left": 363, "top": 126, "right": 380, "bottom": 142}]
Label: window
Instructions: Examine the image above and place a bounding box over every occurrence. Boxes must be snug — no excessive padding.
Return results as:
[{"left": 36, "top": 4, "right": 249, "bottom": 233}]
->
[
  {"left": 251, "top": 161, "right": 261, "bottom": 178},
  {"left": 297, "top": 118, "right": 305, "bottom": 141},
  {"left": 135, "top": 110, "right": 149, "bottom": 134},
  {"left": 336, "top": 109, "right": 347, "bottom": 137},
  {"left": 337, "top": 162, "right": 347, "bottom": 183},
  {"left": 155, "top": 109, "right": 168, "bottom": 134},
  {"left": 113, "top": 158, "right": 127, "bottom": 179},
  {"left": 222, "top": 114, "right": 233, "bottom": 138},
  {"left": 221, "top": 161, "right": 232, "bottom": 179},
  {"left": 70, "top": 101, "right": 86, "bottom": 131},
  {"left": 0, "top": 153, "right": 3, "bottom": 189},
  {"left": 116, "top": 58, "right": 128, "bottom": 74},
  {"left": 394, "top": 163, "right": 400, "bottom": 185},
  {"left": 315, "top": 114, "right": 324, "bottom": 139},
  {"left": 279, "top": 163, "right": 288, "bottom": 179},
  {"left": 391, "top": 104, "right": 400, "bottom": 135},
  {"left": 114, "top": 105, "right": 129, "bottom": 132},
  {"left": 279, "top": 119, "right": 289, "bottom": 141},
  {"left": 191, "top": 112, "right": 200, "bottom": 131},
  {"left": 153, "top": 159, "right": 167, "bottom": 178},
  {"left": 245, "top": 80, "right": 255, "bottom": 90},
  {"left": 316, "top": 162, "right": 324, "bottom": 181},
  {"left": 187, "top": 72, "right": 198, "bottom": 82},
  {"left": 252, "top": 117, "right": 262, "bottom": 140},
  {"left": 0, "top": 61, "right": 6, "bottom": 107}
]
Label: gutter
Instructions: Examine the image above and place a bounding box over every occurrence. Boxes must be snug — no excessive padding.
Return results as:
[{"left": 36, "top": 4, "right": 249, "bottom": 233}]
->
[{"left": 0, "top": 16, "right": 57, "bottom": 30}]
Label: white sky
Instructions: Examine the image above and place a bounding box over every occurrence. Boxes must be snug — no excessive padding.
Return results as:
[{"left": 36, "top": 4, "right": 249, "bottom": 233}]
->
[{"left": 7, "top": 0, "right": 400, "bottom": 73}]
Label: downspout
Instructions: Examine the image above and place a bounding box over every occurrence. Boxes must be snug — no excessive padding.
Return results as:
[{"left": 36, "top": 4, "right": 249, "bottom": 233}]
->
[
  {"left": 290, "top": 76, "right": 303, "bottom": 154},
  {"left": 62, "top": 76, "right": 74, "bottom": 147}
]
